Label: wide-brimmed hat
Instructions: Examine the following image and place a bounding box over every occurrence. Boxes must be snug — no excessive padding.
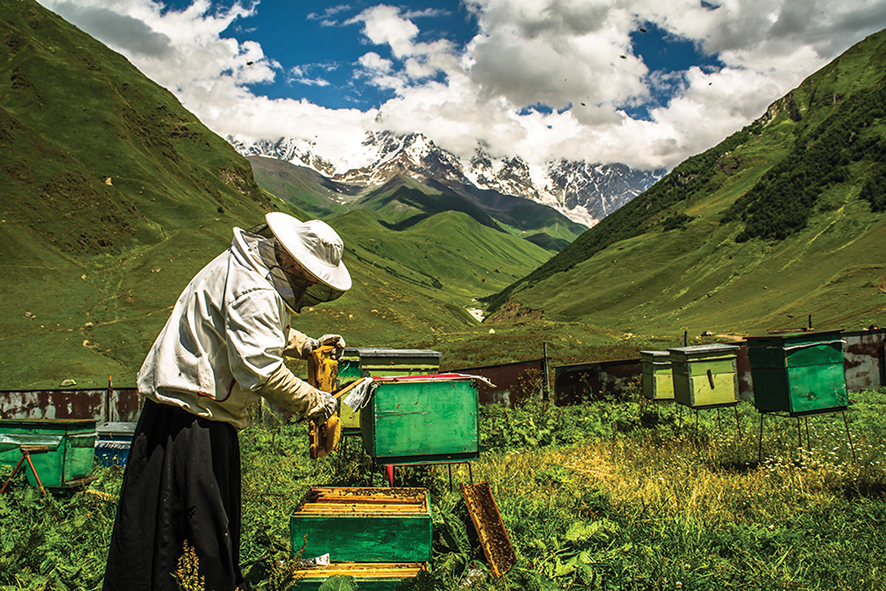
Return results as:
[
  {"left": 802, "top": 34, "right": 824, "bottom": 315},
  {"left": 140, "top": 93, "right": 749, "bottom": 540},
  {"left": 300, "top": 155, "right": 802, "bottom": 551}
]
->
[{"left": 265, "top": 212, "right": 351, "bottom": 292}]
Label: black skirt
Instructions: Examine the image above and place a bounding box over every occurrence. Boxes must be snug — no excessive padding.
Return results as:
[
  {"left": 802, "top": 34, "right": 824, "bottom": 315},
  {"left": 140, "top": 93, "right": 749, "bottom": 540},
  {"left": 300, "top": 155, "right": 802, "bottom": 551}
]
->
[{"left": 102, "top": 399, "right": 243, "bottom": 591}]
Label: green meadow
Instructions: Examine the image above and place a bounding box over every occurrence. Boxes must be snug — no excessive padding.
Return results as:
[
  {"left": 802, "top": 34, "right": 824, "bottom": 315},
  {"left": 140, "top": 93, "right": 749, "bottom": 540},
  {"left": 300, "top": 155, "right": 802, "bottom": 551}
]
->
[{"left": 2, "top": 386, "right": 885, "bottom": 590}]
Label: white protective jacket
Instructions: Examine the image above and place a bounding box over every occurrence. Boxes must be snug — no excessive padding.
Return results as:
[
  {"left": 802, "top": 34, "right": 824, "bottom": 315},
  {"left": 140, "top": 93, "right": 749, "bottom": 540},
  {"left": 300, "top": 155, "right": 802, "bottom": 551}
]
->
[{"left": 137, "top": 227, "right": 324, "bottom": 429}]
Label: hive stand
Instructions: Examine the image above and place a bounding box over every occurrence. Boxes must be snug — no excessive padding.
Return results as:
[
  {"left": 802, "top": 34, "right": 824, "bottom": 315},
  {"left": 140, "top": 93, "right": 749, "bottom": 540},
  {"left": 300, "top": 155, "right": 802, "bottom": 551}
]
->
[
  {"left": 0, "top": 445, "right": 48, "bottom": 495},
  {"left": 683, "top": 402, "right": 744, "bottom": 440},
  {"left": 756, "top": 408, "right": 855, "bottom": 463},
  {"left": 373, "top": 458, "right": 474, "bottom": 491}
]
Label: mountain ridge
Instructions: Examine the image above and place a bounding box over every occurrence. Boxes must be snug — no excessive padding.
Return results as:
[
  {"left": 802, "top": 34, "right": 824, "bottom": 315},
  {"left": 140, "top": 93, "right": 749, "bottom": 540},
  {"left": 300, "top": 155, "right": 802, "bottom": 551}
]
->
[
  {"left": 229, "top": 131, "right": 666, "bottom": 228},
  {"left": 482, "top": 27, "right": 886, "bottom": 335}
]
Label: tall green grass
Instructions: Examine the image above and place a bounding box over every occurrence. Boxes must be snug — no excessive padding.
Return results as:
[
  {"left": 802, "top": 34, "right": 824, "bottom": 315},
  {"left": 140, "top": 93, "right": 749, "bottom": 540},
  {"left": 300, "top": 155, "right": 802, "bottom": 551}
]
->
[{"left": 2, "top": 388, "right": 884, "bottom": 590}]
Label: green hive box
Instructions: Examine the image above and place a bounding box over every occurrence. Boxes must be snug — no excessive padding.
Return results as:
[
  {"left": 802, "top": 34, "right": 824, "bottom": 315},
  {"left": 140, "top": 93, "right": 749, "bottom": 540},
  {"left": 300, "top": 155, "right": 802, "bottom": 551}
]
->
[
  {"left": 0, "top": 419, "right": 96, "bottom": 489},
  {"left": 338, "top": 348, "right": 442, "bottom": 433},
  {"left": 747, "top": 330, "right": 848, "bottom": 415},
  {"left": 361, "top": 376, "right": 479, "bottom": 464},
  {"left": 640, "top": 351, "right": 675, "bottom": 401},
  {"left": 668, "top": 345, "right": 739, "bottom": 408},
  {"left": 290, "top": 487, "right": 432, "bottom": 563}
]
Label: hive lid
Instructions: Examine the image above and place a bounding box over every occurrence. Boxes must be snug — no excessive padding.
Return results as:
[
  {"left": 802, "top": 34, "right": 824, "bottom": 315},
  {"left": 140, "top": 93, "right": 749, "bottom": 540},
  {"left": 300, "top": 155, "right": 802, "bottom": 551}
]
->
[
  {"left": 668, "top": 344, "right": 739, "bottom": 356},
  {"left": 746, "top": 330, "right": 844, "bottom": 346},
  {"left": 357, "top": 348, "right": 442, "bottom": 359}
]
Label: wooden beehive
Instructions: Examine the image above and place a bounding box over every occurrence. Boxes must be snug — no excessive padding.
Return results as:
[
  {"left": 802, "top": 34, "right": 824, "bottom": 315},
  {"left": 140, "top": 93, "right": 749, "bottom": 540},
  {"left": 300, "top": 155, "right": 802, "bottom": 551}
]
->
[
  {"left": 360, "top": 376, "right": 480, "bottom": 464},
  {"left": 290, "top": 487, "right": 431, "bottom": 588},
  {"left": 0, "top": 419, "right": 96, "bottom": 488},
  {"left": 337, "top": 348, "right": 441, "bottom": 433},
  {"left": 640, "top": 350, "right": 675, "bottom": 401},
  {"left": 747, "top": 330, "right": 848, "bottom": 415},
  {"left": 668, "top": 344, "right": 739, "bottom": 408}
]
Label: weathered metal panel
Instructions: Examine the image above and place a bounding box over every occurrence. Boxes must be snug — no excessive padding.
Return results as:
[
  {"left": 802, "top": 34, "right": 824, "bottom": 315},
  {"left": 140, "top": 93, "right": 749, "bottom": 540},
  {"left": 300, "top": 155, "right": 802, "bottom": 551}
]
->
[
  {"left": 736, "top": 343, "right": 754, "bottom": 402},
  {"left": 553, "top": 358, "right": 642, "bottom": 405},
  {"left": 449, "top": 359, "right": 546, "bottom": 407},
  {"left": 0, "top": 389, "right": 142, "bottom": 422},
  {"left": 842, "top": 328, "right": 886, "bottom": 392}
]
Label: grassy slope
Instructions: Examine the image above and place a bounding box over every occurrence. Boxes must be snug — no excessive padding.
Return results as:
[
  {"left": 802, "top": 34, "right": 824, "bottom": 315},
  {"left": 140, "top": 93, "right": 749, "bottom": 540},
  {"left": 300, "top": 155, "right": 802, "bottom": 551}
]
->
[
  {"left": 247, "top": 155, "right": 357, "bottom": 218},
  {"left": 486, "top": 28, "right": 886, "bottom": 338},
  {"left": 248, "top": 154, "right": 585, "bottom": 252},
  {"left": 0, "top": 2, "right": 546, "bottom": 389},
  {"left": 0, "top": 1, "right": 275, "bottom": 389}
]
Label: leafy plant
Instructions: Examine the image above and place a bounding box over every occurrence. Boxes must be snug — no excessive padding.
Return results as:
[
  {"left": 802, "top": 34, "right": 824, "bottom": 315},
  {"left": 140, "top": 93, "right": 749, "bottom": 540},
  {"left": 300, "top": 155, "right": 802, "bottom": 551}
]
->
[{"left": 173, "top": 541, "right": 205, "bottom": 591}]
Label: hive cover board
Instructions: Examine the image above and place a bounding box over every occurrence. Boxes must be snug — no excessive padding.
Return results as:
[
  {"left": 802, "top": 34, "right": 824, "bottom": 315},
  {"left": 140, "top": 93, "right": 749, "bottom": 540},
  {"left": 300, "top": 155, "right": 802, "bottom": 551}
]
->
[
  {"left": 747, "top": 330, "right": 848, "bottom": 415},
  {"left": 0, "top": 419, "right": 96, "bottom": 488},
  {"left": 640, "top": 350, "right": 675, "bottom": 401},
  {"left": 290, "top": 487, "right": 433, "bottom": 563},
  {"left": 361, "top": 376, "right": 480, "bottom": 464},
  {"left": 668, "top": 345, "right": 739, "bottom": 408}
]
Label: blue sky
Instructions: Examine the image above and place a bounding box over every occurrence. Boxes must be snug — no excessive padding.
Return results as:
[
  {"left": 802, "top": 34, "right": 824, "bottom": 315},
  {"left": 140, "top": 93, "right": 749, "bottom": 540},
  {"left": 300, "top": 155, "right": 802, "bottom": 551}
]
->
[{"left": 40, "top": 0, "right": 886, "bottom": 171}]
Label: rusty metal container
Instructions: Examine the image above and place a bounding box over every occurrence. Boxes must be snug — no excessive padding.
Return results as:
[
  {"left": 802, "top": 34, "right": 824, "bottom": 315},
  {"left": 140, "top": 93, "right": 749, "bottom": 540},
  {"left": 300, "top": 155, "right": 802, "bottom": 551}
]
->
[
  {"left": 747, "top": 330, "right": 848, "bottom": 415},
  {"left": 668, "top": 344, "right": 739, "bottom": 408},
  {"left": 641, "top": 351, "right": 675, "bottom": 401},
  {"left": 360, "top": 376, "right": 480, "bottom": 464},
  {"left": 0, "top": 419, "right": 96, "bottom": 488}
]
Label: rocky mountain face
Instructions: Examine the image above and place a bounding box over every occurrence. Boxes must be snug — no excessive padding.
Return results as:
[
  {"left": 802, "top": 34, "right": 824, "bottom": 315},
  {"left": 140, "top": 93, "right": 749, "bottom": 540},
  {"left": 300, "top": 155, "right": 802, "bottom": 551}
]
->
[{"left": 228, "top": 131, "right": 666, "bottom": 227}]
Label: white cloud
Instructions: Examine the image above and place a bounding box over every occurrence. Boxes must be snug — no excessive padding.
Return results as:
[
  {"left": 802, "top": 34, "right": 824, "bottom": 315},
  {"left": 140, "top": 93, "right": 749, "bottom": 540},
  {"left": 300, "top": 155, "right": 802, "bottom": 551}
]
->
[{"left": 36, "top": 0, "right": 886, "bottom": 171}]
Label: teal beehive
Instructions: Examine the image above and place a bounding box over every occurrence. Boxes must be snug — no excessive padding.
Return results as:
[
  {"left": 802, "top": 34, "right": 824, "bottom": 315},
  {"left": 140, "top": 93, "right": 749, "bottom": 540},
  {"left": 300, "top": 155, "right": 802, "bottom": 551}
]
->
[
  {"left": 747, "top": 330, "right": 847, "bottom": 415},
  {"left": 361, "top": 376, "right": 479, "bottom": 464},
  {"left": 0, "top": 419, "right": 96, "bottom": 489}
]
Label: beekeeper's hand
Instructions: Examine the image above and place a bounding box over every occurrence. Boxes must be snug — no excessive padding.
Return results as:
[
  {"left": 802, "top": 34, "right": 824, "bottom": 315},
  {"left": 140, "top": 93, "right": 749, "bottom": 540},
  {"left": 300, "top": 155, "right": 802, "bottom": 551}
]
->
[
  {"left": 306, "top": 391, "right": 338, "bottom": 424},
  {"left": 317, "top": 334, "right": 346, "bottom": 358},
  {"left": 259, "top": 363, "right": 336, "bottom": 421}
]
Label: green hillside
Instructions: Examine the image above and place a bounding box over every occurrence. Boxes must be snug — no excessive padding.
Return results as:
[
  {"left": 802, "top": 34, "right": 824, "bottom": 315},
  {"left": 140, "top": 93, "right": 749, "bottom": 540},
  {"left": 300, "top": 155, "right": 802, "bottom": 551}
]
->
[
  {"left": 247, "top": 154, "right": 585, "bottom": 252},
  {"left": 484, "top": 28, "right": 886, "bottom": 337},
  {"left": 0, "top": 0, "right": 570, "bottom": 390},
  {"left": 247, "top": 155, "right": 360, "bottom": 218}
]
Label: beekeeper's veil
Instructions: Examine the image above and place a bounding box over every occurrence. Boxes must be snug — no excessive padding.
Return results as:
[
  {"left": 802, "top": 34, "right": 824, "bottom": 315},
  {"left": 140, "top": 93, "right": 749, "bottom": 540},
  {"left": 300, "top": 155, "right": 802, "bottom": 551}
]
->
[{"left": 252, "top": 213, "right": 351, "bottom": 313}]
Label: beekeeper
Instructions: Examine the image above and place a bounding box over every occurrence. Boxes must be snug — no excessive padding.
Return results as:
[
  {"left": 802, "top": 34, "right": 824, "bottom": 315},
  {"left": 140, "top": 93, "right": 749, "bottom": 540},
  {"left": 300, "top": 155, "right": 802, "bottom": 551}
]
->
[{"left": 103, "top": 212, "right": 351, "bottom": 591}]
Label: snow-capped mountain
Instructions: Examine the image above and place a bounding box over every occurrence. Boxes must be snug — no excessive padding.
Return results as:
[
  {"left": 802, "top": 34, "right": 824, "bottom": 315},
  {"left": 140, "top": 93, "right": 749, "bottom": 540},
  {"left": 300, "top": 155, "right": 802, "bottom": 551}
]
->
[{"left": 228, "top": 132, "right": 665, "bottom": 227}]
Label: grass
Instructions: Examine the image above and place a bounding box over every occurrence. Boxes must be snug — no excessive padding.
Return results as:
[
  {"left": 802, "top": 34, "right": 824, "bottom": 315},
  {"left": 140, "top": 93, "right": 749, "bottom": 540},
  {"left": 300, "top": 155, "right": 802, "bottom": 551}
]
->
[{"left": 2, "top": 387, "right": 885, "bottom": 590}]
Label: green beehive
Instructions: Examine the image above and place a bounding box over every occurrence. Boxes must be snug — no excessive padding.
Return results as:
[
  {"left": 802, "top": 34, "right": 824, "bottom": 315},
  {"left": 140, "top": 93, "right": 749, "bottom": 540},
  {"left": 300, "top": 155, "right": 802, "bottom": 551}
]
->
[
  {"left": 641, "top": 351, "right": 675, "bottom": 401},
  {"left": 337, "top": 348, "right": 442, "bottom": 433},
  {"left": 290, "top": 487, "right": 433, "bottom": 562},
  {"left": 0, "top": 419, "right": 96, "bottom": 489},
  {"left": 357, "top": 348, "right": 442, "bottom": 377},
  {"left": 337, "top": 348, "right": 365, "bottom": 381},
  {"left": 290, "top": 487, "right": 431, "bottom": 589},
  {"left": 668, "top": 345, "right": 739, "bottom": 408},
  {"left": 747, "top": 330, "right": 848, "bottom": 415},
  {"left": 361, "top": 376, "right": 479, "bottom": 464}
]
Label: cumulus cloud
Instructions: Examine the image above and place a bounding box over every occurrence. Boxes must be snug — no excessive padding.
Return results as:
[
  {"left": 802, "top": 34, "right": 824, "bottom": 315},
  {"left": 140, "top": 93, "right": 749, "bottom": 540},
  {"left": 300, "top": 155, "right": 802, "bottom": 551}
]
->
[{"left": 36, "top": 0, "right": 886, "bottom": 171}]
